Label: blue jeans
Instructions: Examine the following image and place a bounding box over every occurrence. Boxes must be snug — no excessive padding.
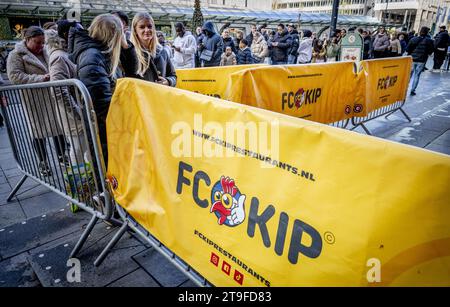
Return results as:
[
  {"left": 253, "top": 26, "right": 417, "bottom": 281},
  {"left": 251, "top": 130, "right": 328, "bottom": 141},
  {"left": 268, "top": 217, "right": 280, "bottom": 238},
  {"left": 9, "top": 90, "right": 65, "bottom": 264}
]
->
[
  {"left": 287, "top": 55, "right": 297, "bottom": 64},
  {"left": 410, "top": 62, "right": 425, "bottom": 93}
]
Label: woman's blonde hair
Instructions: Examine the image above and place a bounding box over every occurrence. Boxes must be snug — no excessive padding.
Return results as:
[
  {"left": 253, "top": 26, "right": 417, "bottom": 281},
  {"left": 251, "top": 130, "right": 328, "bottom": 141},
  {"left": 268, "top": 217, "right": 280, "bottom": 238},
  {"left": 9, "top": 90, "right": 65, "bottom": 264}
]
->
[
  {"left": 130, "top": 12, "right": 157, "bottom": 77},
  {"left": 88, "top": 14, "right": 123, "bottom": 77}
]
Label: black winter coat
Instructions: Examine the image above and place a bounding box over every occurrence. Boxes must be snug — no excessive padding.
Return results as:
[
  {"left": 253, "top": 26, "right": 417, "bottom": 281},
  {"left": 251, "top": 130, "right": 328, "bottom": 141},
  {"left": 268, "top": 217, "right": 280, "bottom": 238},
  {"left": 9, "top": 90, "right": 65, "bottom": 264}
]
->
[
  {"left": 288, "top": 30, "right": 300, "bottom": 56},
  {"left": 69, "top": 28, "right": 114, "bottom": 119},
  {"left": 236, "top": 47, "right": 253, "bottom": 65},
  {"left": 222, "top": 37, "right": 237, "bottom": 54},
  {"left": 269, "top": 29, "right": 292, "bottom": 62},
  {"left": 407, "top": 35, "right": 434, "bottom": 63},
  {"left": 434, "top": 30, "right": 449, "bottom": 50}
]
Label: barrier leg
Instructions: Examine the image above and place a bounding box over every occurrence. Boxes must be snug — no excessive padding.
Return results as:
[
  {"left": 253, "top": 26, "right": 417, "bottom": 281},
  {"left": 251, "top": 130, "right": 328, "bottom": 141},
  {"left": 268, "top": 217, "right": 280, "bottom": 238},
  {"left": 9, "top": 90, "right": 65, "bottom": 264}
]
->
[
  {"left": 70, "top": 214, "right": 99, "bottom": 258},
  {"left": 94, "top": 222, "right": 129, "bottom": 267},
  {"left": 7, "top": 174, "right": 27, "bottom": 202},
  {"left": 359, "top": 123, "right": 372, "bottom": 136},
  {"left": 399, "top": 108, "right": 412, "bottom": 122}
]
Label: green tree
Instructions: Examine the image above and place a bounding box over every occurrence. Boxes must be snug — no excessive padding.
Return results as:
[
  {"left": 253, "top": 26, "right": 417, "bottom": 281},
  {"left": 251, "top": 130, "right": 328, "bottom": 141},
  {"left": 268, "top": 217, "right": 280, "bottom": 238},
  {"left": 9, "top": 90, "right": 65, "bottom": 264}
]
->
[{"left": 192, "top": 0, "right": 204, "bottom": 34}]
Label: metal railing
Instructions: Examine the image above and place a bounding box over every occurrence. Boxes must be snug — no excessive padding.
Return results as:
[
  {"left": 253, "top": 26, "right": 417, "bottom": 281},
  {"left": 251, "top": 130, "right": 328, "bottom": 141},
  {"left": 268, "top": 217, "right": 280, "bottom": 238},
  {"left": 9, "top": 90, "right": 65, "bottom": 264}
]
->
[
  {"left": 350, "top": 100, "right": 411, "bottom": 135},
  {"left": 0, "top": 79, "right": 115, "bottom": 258}
]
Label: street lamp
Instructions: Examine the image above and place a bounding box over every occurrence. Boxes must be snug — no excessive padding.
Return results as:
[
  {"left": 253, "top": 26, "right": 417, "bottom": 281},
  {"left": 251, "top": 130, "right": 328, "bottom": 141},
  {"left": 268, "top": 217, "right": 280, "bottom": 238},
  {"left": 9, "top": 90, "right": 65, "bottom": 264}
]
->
[
  {"left": 384, "top": 0, "right": 390, "bottom": 24},
  {"left": 330, "top": 0, "right": 340, "bottom": 37}
]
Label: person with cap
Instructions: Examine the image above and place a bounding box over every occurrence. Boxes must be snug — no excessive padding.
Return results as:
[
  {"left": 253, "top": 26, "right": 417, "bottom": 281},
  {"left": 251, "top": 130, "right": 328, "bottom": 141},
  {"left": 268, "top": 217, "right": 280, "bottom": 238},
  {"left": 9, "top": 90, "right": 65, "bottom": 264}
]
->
[
  {"left": 432, "top": 25, "right": 449, "bottom": 72},
  {"left": 406, "top": 26, "right": 434, "bottom": 96},
  {"left": 173, "top": 22, "right": 197, "bottom": 69}
]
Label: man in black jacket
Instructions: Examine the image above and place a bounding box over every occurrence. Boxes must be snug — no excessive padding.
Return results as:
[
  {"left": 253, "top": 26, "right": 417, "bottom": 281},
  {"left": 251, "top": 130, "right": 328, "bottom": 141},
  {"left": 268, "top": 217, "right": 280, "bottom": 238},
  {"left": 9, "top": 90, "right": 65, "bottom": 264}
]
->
[
  {"left": 287, "top": 24, "right": 300, "bottom": 64},
  {"left": 269, "top": 24, "right": 292, "bottom": 65},
  {"left": 199, "top": 21, "right": 223, "bottom": 67},
  {"left": 433, "top": 25, "right": 449, "bottom": 71},
  {"left": 406, "top": 26, "right": 434, "bottom": 96}
]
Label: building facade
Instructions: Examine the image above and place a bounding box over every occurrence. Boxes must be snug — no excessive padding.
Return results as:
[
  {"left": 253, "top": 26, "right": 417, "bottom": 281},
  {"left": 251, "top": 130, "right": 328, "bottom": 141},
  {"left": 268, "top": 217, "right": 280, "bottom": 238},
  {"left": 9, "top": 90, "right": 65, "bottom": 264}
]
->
[
  {"left": 273, "top": 0, "right": 450, "bottom": 31},
  {"left": 273, "top": 0, "right": 373, "bottom": 16},
  {"left": 157, "top": 0, "right": 272, "bottom": 10}
]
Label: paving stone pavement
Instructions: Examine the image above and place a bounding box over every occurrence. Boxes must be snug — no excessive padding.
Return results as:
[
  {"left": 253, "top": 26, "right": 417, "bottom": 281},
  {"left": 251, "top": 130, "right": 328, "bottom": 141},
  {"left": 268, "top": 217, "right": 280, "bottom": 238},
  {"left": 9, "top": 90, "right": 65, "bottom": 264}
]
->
[{"left": 0, "top": 70, "right": 449, "bottom": 287}]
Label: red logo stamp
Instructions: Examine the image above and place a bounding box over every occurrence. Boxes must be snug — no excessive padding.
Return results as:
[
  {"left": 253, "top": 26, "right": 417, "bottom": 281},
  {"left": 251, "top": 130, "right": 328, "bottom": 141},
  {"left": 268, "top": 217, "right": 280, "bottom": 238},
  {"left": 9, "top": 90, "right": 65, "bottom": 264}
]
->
[
  {"left": 222, "top": 261, "right": 231, "bottom": 276},
  {"left": 234, "top": 270, "right": 244, "bottom": 285},
  {"left": 210, "top": 253, "right": 219, "bottom": 267}
]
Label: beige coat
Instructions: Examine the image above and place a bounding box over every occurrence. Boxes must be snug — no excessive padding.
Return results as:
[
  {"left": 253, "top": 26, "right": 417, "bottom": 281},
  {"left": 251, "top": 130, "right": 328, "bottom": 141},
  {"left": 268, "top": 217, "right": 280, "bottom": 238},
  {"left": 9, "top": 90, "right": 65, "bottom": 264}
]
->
[
  {"left": 251, "top": 36, "right": 269, "bottom": 63},
  {"left": 7, "top": 41, "right": 63, "bottom": 138},
  {"left": 47, "top": 36, "right": 86, "bottom": 163},
  {"left": 220, "top": 52, "right": 237, "bottom": 66}
]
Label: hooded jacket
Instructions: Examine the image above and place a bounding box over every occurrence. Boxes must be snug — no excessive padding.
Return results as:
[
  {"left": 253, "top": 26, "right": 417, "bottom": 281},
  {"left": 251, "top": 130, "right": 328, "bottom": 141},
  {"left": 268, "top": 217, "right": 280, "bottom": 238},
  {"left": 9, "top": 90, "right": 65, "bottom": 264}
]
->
[{"left": 200, "top": 21, "right": 223, "bottom": 67}]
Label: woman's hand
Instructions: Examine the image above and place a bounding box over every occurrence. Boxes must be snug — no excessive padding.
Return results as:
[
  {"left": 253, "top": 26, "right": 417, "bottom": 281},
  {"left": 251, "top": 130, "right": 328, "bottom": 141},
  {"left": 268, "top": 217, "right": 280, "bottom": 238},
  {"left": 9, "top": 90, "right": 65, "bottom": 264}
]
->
[{"left": 157, "top": 76, "right": 169, "bottom": 86}]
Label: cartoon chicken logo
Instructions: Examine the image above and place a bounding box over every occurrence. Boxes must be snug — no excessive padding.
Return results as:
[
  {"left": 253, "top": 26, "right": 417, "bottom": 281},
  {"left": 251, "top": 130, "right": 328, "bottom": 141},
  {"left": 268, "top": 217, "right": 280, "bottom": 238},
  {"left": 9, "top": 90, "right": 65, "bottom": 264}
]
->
[
  {"left": 210, "top": 177, "right": 246, "bottom": 227},
  {"left": 294, "top": 88, "right": 305, "bottom": 109}
]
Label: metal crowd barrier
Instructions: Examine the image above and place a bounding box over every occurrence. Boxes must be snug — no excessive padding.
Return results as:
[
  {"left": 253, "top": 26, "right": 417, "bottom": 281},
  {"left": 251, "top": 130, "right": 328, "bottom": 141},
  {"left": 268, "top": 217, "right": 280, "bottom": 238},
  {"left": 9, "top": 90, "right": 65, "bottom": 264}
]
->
[
  {"left": 350, "top": 100, "right": 411, "bottom": 136},
  {"left": 94, "top": 205, "right": 212, "bottom": 287},
  {"left": 0, "top": 79, "right": 114, "bottom": 258},
  {"left": 329, "top": 119, "right": 350, "bottom": 129}
]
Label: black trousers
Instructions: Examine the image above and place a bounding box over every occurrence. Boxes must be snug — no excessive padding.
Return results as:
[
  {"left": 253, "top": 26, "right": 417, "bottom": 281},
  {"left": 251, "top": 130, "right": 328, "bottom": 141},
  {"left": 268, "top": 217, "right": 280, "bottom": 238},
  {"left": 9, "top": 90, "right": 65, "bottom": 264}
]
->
[
  {"left": 33, "top": 135, "right": 66, "bottom": 163},
  {"left": 433, "top": 49, "right": 447, "bottom": 70}
]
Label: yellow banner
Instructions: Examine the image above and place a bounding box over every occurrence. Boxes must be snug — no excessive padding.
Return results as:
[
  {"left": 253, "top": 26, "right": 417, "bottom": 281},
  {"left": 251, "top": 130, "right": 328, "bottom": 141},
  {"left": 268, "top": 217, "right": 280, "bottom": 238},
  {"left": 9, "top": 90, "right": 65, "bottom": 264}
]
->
[
  {"left": 107, "top": 78, "right": 450, "bottom": 287},
  {"left": 226, "top": 62, "right": 363, "bottom": 124},
  {"left": 358, "top": 57, "right": 412, "bottom": 115},
  {"left": 176, "top": 64, "right": 264, "bottom": 99}
]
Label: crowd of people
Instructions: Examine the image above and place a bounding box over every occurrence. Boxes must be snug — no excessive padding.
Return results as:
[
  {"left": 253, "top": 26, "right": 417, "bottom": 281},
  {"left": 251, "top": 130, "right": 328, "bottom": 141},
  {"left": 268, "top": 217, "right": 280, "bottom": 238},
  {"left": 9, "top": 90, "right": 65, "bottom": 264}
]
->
[{"left": 1, "top": 10, "right": 450, "bottom": 175}]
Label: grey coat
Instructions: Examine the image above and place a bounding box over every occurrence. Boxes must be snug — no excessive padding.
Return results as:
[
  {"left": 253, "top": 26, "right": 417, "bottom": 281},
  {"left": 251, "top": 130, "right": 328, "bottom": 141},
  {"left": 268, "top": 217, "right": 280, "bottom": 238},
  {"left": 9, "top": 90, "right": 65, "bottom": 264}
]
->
[
  {"left": 373, "top": 33, "right": 390, "bottom": 52},
  {"left": 7, "top": 41, "right": 63, "bottom": 138}
]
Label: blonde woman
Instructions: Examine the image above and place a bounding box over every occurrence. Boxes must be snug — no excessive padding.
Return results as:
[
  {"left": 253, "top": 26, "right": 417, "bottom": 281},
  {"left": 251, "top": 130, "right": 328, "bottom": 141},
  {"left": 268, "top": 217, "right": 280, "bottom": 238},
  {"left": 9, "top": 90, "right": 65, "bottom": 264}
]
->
[
  {"left": 69, "top": 13, "right": 126, "bottom": 161},
  {"left": 389, "top": 33, "right": 402, "bottom": 57},
  {"left": 129, "top": 12, "right": 176, "bottom": 86}
]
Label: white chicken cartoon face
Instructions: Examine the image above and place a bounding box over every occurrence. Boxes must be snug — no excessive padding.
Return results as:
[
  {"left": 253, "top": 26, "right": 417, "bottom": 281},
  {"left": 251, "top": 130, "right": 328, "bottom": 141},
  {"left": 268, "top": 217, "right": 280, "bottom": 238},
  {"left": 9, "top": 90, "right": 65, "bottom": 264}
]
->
[{"left": 210, "top": 177, "right": 246, "bottom": 227}]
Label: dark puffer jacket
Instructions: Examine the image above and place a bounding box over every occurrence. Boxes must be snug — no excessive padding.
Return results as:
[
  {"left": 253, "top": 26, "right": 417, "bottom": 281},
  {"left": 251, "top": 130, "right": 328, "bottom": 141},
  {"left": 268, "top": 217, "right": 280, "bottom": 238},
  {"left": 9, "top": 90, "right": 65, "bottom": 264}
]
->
[
  {"left": 200, "top": 21, "right": 223, "bottom": 67},
  {"left": 222, "top": 36, "right": 237, "bottom": 54},
  {"left": 269, "top": 29, "right": 292, "bottom": 63},
  {"left": 69, "top": 28, "right": 113, "bottom": 119},
  {"left": 407, "top": 34, "right": 434, "bottom": 63},
  {"left": 236, "top": 47, "right": 253, "bottom": 65},
  {"left": 288, "top": 30, "right": 300, "bottom": 56}
]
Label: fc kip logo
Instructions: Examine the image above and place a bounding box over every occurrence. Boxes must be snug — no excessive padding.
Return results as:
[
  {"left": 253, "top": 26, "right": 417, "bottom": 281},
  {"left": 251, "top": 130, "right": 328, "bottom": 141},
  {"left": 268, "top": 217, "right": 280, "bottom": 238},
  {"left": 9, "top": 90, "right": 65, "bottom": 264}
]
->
[
  {"left": 210, "top": 177, "right": 246, "bottom": 227},
  {"left": 294, "top": 88, "right": 306, "bottom": 109},
  {"left": 282, "top": 88, "right": 322, "bottom": 111}
]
